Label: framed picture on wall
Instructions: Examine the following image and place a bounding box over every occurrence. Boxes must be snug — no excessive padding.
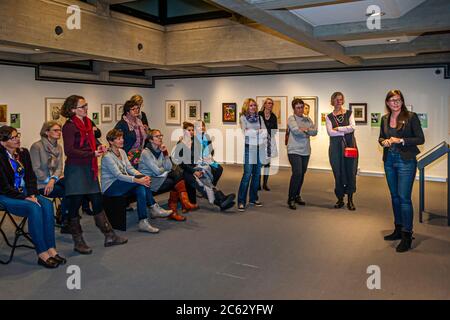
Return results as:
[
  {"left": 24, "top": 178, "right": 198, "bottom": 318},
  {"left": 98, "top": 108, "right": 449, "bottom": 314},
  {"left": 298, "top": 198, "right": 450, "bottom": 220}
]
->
[
  {"left": 10, "top": 113, "right": 20, "bottom": 129},
  {"left": 222, "top": 103, "right": 237, "bottom": 123},
  {"left": 101, "top": 104, "right": 113, "bottom": 123},
  {"left": 92, "top": 112, "right": 100, "bottom": 125},
  {"left": 165, "top": 100, "right": 181, "bottom": 125},
  {"left": 349, "top": 103, "right": 368, "bottom": 124},
  {"left": 184, "top": 100, "right": 201, "bottom": 121},
  {"left": 293, "top": 96, "right": 319, "bottom": 129},
  {"left": 45, "top": 98, "right": 66, "bottom": 127},
  {"left": 115, "top": 104, "right": 124, "bottom": 121},
  {"left": 0, "top": 104, "right": 7, "bottom": 125},
  {"left": 203, "top": 112, "right": 211, "bottom": 124},
  {"left": 256, "top": 96, "right": 288, "bottom": 129}
]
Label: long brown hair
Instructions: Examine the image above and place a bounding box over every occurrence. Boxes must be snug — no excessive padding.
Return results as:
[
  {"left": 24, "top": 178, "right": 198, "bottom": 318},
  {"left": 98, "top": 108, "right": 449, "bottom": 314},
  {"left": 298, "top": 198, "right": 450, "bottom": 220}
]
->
[{"left": 385, "top": 89, "right": 409, "bottom": 129}]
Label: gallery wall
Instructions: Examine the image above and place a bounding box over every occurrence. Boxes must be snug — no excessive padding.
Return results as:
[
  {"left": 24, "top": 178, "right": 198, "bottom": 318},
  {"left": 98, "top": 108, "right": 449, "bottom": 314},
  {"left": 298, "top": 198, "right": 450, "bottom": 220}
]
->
[{"left": 0, "top": 64, "right": 449, "bottom": 180}]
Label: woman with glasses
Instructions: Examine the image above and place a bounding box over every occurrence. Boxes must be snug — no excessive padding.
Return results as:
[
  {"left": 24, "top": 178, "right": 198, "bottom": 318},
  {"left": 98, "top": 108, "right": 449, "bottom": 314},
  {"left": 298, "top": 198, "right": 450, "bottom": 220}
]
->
[
  {"left": 379, "top": 90, "right": 424, "bottom": 253},
  {"left": 258, "top": 98, "right": 278, "bottom": 191},
  {"left": 61, "top": 95, "right": 127, "bottom": 255},
  {"left": 0, "top": 126, "right": 66, "bottom": 268},
  {"left": 326, "top": 92, "right": 358, "bottom": 211},
  {"left": 129, "top": 94, "right": 149, "bottom": 131},
  {"left": 237, "top": 98, "right": 267, "bottom": 212}
]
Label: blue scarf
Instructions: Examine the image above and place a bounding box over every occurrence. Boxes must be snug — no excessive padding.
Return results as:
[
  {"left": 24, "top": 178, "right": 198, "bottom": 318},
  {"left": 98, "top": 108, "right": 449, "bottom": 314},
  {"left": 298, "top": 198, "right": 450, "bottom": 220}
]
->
[{"left": 246, "top": 113, "right": 259, "bottom": 123}]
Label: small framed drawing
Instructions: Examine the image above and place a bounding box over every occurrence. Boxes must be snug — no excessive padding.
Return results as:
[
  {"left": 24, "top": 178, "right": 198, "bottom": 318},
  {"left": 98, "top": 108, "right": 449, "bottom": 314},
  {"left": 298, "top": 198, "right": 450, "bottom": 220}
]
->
[
  {"left": 222, "top": 103, "right": 237, "bottom": 123},
  {"left": 203, "top": 112, "right": 211, "bottom": 124},
  {"left": 92, "top": 112, "right": 100, "bottom": 125},
  {"left": 349, "top": 103, "right": 368, "bottom": 124},
  {"left": 185, "top": 100, "right": 201, "bottom": 121},
  {"left": 0, "top": 104, "right": 7, "bottom": 125},
  {"left": 165, "top": 100, "right": 181, "bottom": 125},
  {"left": 10, "top": 114, "right": 20, "bottom": 129},
  {"left": 115, "top": 104, "right": 124, "bottom": 121},
  {"left": 45, "top": 98, "right": 66, "bottom": 126},
  {"left": 256, "top": 96, "right": 288, "bottom": 129},
  {"left": 293, "top": 96, "right": 319, "bottom": 129},
  {"left": 101, "top": 104, "right": 113, "bottom": 123}
]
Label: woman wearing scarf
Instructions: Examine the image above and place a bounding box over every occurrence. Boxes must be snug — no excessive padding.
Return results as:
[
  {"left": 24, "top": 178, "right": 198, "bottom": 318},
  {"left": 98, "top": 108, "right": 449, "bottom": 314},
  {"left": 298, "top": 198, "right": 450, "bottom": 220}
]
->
[
  {"left": 258, "top": 98, "right": 278, "bottom": 191},
  {"left": 61, "top": 95, "right": 127, "bottom": 255},
  {"left": 237, "top": 98, "right": 267, "bottom": 212},
  {"left": 114, "top": 99, "right": 147, "bottom": 167}
]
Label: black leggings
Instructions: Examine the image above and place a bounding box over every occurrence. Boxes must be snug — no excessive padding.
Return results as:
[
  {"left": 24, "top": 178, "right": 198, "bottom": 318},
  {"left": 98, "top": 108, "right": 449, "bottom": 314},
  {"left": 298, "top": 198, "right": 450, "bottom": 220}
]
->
[
  {"left": 157, "top": 170, "right": 184, "bottom": 194},
  {"left": 288, "top": 154, "right": 310, "bottom": 200},
  {"left": 67, "top": 193, "right": 103, "bottom": 219}
]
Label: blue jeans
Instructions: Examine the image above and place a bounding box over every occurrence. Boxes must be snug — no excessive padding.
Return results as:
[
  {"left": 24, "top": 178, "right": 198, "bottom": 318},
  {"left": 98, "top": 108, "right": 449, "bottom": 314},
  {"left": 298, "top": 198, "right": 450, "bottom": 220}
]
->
[
  {"left": 103, "top": 180, "right": 155, "bottom": 220},
  {"left": 0, "top": 195, "right": 55, "bottom": 255},
  {"left": 238, "top": 145, "right": 262, "bottom": 205},
  {"left": 384, "top": 151, "right": 417, "bottom": 232},
  {"left": 38, "top": 179, "right": 67, "bottom": 218}
]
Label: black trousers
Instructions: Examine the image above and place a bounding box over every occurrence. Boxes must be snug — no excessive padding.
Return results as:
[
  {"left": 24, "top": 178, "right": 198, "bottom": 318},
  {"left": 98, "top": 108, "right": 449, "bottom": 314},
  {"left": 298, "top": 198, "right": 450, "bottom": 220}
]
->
[
  {"left": 210, "top": 164, "right": 223, "bottom": 186},
  {"left": 157, "top": 170, "right": 184, "bottom": 194},
  {"left": 288, "top": 154, "right": 310, "bottom": 200},
  {"left": 183, "top": 171, "right": 198, "bottom": 204},
  {"left": 66, "top": 193, "right": 103, "bottom": 219},
  {"left": 329, "top": 140, "right": 358, "bottom": 198}
]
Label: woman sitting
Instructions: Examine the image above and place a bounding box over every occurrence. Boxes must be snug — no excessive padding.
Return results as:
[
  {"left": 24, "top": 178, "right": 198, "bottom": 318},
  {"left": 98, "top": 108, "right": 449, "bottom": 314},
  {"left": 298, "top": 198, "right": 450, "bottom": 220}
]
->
[
  {"left": 101, "top": 129, "right": 171, "bottom": 233},
  {"left": 139, "top": 129, "right": 197, "bottom": 221},
  {"left": 0, "top": 126, "right": 66, "bottom": 268}
]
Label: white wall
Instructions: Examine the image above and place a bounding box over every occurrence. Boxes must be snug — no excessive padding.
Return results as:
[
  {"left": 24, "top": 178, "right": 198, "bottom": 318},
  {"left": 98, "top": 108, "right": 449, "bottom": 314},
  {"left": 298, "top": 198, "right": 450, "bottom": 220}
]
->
[{"left": 1, "top": 64, "right": 449, "bottom": 180}]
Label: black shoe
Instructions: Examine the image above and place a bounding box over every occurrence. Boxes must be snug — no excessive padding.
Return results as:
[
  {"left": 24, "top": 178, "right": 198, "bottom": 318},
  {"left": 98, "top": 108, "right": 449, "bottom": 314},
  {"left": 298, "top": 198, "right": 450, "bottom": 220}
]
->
[
  {"left": 396, "top": 231, "right": 413, "bottom": 253},
  {"left": 60, "top": 224, "right": 71, "bottom": 234},
  {"left": 38, "top": 257, "right": 59, "bottom": 268},
  {"left": 347, "top": 194, "right": 356, "bottom": 211},
  {"left": 52, "top": 254, "right": 67, "bottom": 265},
  {"left": 384, "top": 224, "right": 402, "bottom": 241},
  {"left": 288, "top": 199, "right": 296, "bottom": 210},
  {"left": 263, "top": 184, "right": 271, "bottom": 191},
  {"left": 334, "top": 198, "right": 344, "bottom": 208},
  {"left": 294, "top": 196, "right": 306, "bottom": 206}
]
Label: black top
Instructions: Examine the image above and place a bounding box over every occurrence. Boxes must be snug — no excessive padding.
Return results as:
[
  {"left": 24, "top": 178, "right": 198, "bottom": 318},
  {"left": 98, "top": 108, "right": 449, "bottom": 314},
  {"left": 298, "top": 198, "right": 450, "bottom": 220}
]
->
[
  {"left": 0, "top": 146, "right": 38, "bottom": 199},
  {"left": 140, "top": 111, "right": 149, "bottom": 127},
  {"left": 378, "top": 111, "right": 425, "bottom": 161},
  {"left": 327, "top": 110, "right": 356, "bottom": 148},
  {"left": 258, "top": 111, "right": 278, "bottom": 136}
]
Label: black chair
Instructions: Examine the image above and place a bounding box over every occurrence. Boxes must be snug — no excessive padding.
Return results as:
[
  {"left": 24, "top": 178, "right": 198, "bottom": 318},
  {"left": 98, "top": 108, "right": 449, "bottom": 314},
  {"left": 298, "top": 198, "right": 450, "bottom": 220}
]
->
[{"left": 0, "top": 204, "right": 35, "bottom": 265}]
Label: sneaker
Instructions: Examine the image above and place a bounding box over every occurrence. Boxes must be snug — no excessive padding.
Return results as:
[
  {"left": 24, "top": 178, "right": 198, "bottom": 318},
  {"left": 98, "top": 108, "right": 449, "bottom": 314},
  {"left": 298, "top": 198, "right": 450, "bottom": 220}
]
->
[
  {"left": 138, "top": 219, "right": 159, "bottom": 233},
  {"left": 237, "top": 203, "right": 245, "bottom": 212},
  {"left": 150, "top": 203, "right": 172, "bottom": 218},
  {"left": 250, "top": 201, "right": 263, "bottom": 207}
]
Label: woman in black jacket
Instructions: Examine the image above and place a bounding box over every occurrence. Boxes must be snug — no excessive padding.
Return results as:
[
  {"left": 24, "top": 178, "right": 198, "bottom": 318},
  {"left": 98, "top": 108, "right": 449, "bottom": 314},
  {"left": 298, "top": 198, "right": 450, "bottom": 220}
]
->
[
  {"left": 258, "top": 98, "right": 278, "bottom": 191},
  {"left": 0, "top": 126, "right": 66, "bottom": 268},
  {"left": 379, "top": 89, "right": 425, "bottom": 253}
]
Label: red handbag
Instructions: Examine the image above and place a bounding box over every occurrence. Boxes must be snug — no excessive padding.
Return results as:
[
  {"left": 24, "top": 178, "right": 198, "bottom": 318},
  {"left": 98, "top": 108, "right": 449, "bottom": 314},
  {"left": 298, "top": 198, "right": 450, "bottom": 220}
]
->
[{"left": 344, "top": 147, "right": 358, "bottom": 158}]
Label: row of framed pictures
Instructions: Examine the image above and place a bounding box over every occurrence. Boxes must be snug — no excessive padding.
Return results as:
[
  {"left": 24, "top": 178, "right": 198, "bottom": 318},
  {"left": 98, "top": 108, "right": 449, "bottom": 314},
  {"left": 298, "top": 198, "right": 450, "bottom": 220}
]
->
[{"left": 165, "top": 100, "right": 202, "bottom": 125}]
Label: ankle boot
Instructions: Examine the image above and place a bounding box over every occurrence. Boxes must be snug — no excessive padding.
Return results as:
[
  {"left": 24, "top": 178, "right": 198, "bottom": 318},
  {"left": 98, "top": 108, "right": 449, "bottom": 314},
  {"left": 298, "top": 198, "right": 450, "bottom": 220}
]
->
[
  {"left": 69, "top": 217, "right": 92, "bottom": 254},
  {"left": 294, "top": 195, "right": 306, "bottom": 206},
  {"left": 384, "top": 224, "right": 403, "bottom": 241},
  {"left": 334, "top": 197, "right": 344, "bottom": 208},
  {"left": 174, "top": 180, "right": 198, "bottom": 211},
  {"left": 213, "top": 190, "right": 236, "bottom": 211},
  {"left": 263, "top": 175, "right": 270, "bottom": 191},
  {"left": 396, "top": 231, "right": 413, "bottom": 253},
  {"left": 347, "top": 194, "right": 356, "bottom": 211},
  {"left": 288, "top": 199, "right": 296, "bottom": 210},
  {"left": 94, "top": 211, "right": 128, "bottom": 247}
]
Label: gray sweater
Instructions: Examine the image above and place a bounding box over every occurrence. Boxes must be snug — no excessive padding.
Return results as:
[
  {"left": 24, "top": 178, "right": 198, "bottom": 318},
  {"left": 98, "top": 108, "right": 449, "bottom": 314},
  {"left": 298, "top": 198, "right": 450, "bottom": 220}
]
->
[
  {"left": 287, "top": 115, "right": 317, "bottom": 156},
  {"left": 138, "top": 147, "right": 173, "bottom": 192},
  {"left": 30, "top": 140, "right": 64, "bottom": 189},
  {"left": 101, "top": 149, "right": 139, "bottom": 193}
]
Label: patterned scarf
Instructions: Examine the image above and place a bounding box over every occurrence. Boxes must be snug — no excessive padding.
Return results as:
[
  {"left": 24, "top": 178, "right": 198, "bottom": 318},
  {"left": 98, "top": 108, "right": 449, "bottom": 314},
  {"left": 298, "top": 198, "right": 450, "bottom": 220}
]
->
[
  {"left": 246, "top": 113, "right": 259, "bottom": 123},
  {"left": 123, "top": 114, "right": 147, "bottom": 150},
  {"left": 41, "top": 137, "right": 61, "bottom": 175}
]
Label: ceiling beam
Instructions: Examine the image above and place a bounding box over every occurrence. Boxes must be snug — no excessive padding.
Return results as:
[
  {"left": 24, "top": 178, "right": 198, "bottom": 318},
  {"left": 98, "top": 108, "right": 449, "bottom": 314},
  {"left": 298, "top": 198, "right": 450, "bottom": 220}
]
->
[
  {"left": 208, "top": 0, "right": 361, "bottom": 65},
  {"left": 246, "top": 61, "right": 279, "bottom": 70},
  {"left": 250, "top": 0, "right": 363, "bottom": 10},
  {"left": 28, "top": 53, "right": 88, "bottom": 63},
  {"left": 106, "top": 0, "right": 137, "bottom": 4},
  {"left": 314, "top": 0, "right": 450, "bottom": 41},
  {"left": 92, "top": 61, "right": 148, "bottom": 72}
]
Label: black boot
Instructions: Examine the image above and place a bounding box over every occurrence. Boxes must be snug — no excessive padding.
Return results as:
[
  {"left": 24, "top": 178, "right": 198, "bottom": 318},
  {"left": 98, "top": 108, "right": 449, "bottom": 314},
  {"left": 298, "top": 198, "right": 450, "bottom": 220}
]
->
[
  {"left": 60, "top": 215, "right": 71, "bottom": 234},
  {"left": 94, "top": 211, "right": 128, "bottom": 247},
  {"left": 334, "top": 197, "right": 344, "bottom": 208},
  {"left": 69, "top": 217, "right": 92, "bottom": 254},
  {"left": 347, "top": 194, "right": 356, "bottom": 211},
  {"left": 263, "top": 175, "right": 270, "bottom": 191},
  {"left": 288, "top": 199, "right": 296, "bottom": 210},
  {"left": 213, "top": 190, "right": 236, "bottom": 211},
  {"left": 294, "top": 195, "right": 306, "bottom": 206},
  {"left": 396, "top": 231, "right": 413, "bottom": 253},
  {"left": 384, "top": 224, "right": 402, "bottom": 241}
]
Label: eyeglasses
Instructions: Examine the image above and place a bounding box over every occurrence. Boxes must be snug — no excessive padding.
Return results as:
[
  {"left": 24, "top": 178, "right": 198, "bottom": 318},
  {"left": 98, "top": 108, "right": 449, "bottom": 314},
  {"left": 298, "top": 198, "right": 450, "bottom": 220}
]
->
[
  {"left": 50, "top": 129, "right": 62, "bottom": 132},
  {"left": 154, "top": 135, "right": 164, "bottom": 138},
  {"left": 388, "top": 99, "right": 402, "bottom": 104},
  {"left": 131, "top": 106, "right": 141, "bottom": 112},
  {"left": 9, "top": 133, "right": 21, "bottom": 140},
  {"left": 77, "top": 104, "right": 88, "bottom": 109}
]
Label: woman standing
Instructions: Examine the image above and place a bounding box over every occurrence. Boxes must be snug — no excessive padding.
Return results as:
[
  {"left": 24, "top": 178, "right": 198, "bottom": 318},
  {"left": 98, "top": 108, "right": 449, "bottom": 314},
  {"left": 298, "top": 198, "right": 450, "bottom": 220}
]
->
[
  {"left": 129, "top": 94, "right": 149, "bottom": 130},
  {"left": 61, "top": 95, "right": 127, "bottom": 254},
  {"left": 326, "top": 92, "right": 358, "bottom": 211},
  {"left": 237, "top": 98, "right": 267, "bottom": 212},
  {"left": 379, "top": 90, "right": 424, "bottom": 253},
  {"left": 0, "top": 126, "right": 66, "bottom": 268},
  {"left": 287, "top": 98, "right": 317, "bottom": 210},
  {"left": 258, "top": 98, "right": 278, "bottom": 191}
]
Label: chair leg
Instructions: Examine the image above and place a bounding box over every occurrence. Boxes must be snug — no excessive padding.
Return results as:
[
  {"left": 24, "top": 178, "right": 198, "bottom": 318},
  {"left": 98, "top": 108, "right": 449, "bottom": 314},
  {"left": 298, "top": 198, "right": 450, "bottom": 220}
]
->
[{"left": 0, "top": 212, "right": 35, "bottom": 265}]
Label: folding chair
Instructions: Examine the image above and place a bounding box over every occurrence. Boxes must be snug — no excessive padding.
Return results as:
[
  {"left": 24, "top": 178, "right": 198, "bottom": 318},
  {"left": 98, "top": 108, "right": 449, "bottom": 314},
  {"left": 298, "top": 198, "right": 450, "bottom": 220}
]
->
[{"left": 0, "top": 205, "right": 35, "bottom": 265}]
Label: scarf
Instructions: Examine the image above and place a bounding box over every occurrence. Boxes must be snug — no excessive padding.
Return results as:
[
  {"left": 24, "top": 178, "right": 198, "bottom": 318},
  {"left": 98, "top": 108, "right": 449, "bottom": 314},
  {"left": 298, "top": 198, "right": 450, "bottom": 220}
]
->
[
  {"left": 71, "top": 115, "right": 98, "bottom": 180},
  {"left": 123, "top": 114, "right": 147, "bottom": 151},
  {"left": 246, "top": 113, "right": 259, "bottom": 123},
  {"left": 41, "top": 137, "right": 61, "bottom": 176}
]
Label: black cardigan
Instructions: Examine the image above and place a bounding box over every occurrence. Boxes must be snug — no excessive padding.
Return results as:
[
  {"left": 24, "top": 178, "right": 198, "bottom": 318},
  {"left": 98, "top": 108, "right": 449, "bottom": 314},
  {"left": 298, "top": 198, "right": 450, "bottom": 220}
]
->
[
  {"left": 378, "top": 111, "right": 425, "bottom": 162},
  {"left": 0, "top": 146, "right": 38, "bottom": 199}
]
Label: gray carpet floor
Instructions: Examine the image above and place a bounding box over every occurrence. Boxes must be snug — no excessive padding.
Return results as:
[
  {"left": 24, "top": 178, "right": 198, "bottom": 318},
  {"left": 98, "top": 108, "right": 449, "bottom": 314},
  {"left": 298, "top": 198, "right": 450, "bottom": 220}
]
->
[{"left": 1, "top": 165, "right": 449, "bottom": 300}]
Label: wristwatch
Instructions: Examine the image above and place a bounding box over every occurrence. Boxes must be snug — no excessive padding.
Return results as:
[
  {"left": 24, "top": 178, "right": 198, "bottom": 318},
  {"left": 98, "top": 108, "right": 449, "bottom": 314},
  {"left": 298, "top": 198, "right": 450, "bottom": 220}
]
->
[{"left": 400, "top": 138, "right": 405, "bottom": 146}]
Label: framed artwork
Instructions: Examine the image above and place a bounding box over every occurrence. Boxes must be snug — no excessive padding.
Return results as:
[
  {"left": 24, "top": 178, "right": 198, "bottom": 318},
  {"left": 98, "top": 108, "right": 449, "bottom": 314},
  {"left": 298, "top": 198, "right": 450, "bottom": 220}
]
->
[
  {"left": 184, "top": 100, "right": 201, "bottom": 121},
  {"left": 165, "top": 100, "right": 181, "bottom": 125},
  {"left": 321, "top": 113, "right": 327, "bottom": 126},
  {"left": 101, "top": 104, "right": 113, "bottom": 123},
  {"left": 203, "top": 112, "right": 211, "bottom": 124},
  {"left": 222, "top": 103, "right": 237, "bottom": 123},
  {"left": 0, "top": 104, "right": 7, "bottom": 125},
  {"left": 294, "top": 96, "right": 319, "bottom": 129},
  {"left": 371, "top": 112, "right": 381, "bottom": 127},
  {"left": 10, "top": 114, "right": 20, "bottom": 129},
  {"left": 349, "top": 103, "right": 368, "bottom": 124},
  {"left": 417, "top": 113, "right": 428, "bottom": 128},
  {"left": 92, "top": 112, "right": 100, "bottom": 125},
  {"left": 256, "top": 96, "right": 288, "bottom": 129},
  {"left": 115, "top": 104, "right": 124, "bottom": 122},
  {"left": 45, "top": 98, "right": 66, "bottom": 126}
]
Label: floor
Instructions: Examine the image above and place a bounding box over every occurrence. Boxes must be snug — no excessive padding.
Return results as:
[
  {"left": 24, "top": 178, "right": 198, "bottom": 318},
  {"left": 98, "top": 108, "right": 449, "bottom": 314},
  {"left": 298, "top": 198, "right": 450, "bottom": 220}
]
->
[{"left": 1, "top": 165, "right": 449, "bottom": 300}]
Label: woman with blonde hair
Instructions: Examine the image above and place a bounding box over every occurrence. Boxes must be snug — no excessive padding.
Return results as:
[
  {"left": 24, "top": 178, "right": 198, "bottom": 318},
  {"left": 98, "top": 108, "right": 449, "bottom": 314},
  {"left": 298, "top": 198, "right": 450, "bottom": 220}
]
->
[
  {"left": 129, "top": 94, "right": 149, "bottom": 130},
  {"left": 258, "top": 98, "right": 278, "bottom": 191},
  {"left": 237, "top": 98, "right": 267, "bottom": 212}
]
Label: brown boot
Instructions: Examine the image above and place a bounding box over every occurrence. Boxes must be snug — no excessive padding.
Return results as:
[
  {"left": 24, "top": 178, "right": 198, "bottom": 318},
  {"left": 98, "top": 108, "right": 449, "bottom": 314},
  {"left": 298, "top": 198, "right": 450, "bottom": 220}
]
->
[
  {"left": 94, "top": 211, "right": 128, "bottom": 247},
  {"left": 168, "top": 212, "right": 186, "bottom": 221},
  {"left": 69, "top": 217, "right": 92, "bottom": 254},
  {"left": 168, "top": 191, "right": 179, "bottom": 214},
  {"left": 174, "top": 180, "right": 198, "bottom": 211}
]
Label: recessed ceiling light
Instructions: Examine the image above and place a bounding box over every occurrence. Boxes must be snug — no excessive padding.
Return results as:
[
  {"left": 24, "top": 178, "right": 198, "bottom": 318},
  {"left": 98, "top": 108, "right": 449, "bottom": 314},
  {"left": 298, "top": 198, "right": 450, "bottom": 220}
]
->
[
  {"left": 34, "top": 48, "right": 41, "bottom": 52},
  {"left": 366, "top": 11, "right": 386, "bottom": 17},
  {"left": 387, "top": 39, "right": 400, "bottom": 43}
]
